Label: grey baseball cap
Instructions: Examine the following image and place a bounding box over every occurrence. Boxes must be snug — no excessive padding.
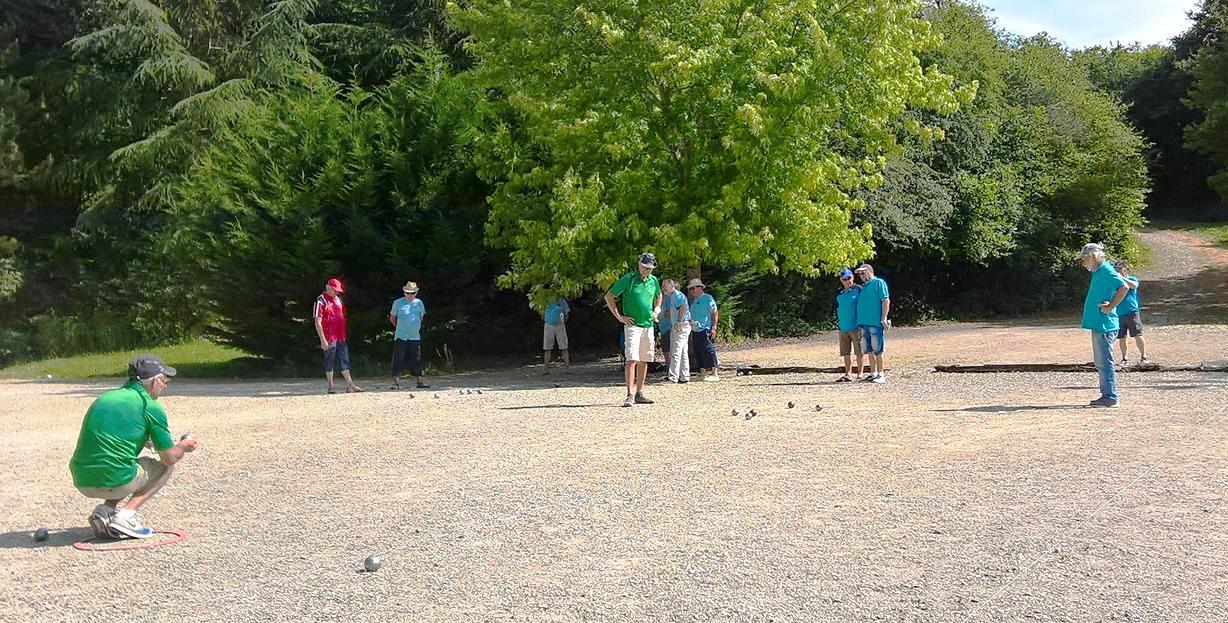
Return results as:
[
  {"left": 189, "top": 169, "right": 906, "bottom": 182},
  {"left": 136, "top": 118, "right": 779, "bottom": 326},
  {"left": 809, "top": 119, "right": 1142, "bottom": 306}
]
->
[
  {"left": 1077, "top": 243, "right": 1105, "bottom": 259},
  {"left": 638, "top": 252, "right": 658, "bottom": 268},
  {"left": 128, "top": 354, "right": 177, "bottom": 381}
]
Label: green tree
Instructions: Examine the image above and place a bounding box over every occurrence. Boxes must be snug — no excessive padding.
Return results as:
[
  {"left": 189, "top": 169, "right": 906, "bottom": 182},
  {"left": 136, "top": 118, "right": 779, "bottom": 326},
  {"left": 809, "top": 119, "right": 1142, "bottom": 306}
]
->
[
  {"left": 454, "top": 0, "right": 971, "bottom": 306},
  {"left": 1184, "top": 0, "right": 1228, "bottom": 202}
]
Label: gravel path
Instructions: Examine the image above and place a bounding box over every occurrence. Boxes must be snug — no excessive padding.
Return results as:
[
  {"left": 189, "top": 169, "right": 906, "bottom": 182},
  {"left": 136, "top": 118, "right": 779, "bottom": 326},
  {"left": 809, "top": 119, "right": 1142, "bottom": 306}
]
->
[{"left": 1, "top": 230, "right": 1226, "bottom": 622}]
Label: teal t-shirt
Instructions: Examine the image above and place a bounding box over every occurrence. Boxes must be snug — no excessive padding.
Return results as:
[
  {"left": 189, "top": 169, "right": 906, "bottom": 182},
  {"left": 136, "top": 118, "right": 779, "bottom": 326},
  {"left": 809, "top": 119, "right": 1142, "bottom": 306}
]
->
[
  {"left": 1081, "top": 261, "right": 1128, "bottom": 333},
  {"left": 1117, "top": 276, "right": 1140, "bottom": 316},
  {"left": 544, "top": 298, "right": 569, "bottom": 325},
  {"left": 660, "top": 290, "right": 689, "bottom": 333},
  {"left": 609, "top": 271, "right": 661, "bottom": 328},
  {"left": 836, "top": 286, "right": 861, "bottom": 332},
  {"left": 69, "top": 381, "right": 175, "bottom": 489},
  {"left": 390, "top": 297, "right": 426, "bottom": 340},
  {"left": 690, "top": 293, "right": 718, "bottom": 330},
  {"left": 856, "top": 277, "right": 889, "bottom": 328}
]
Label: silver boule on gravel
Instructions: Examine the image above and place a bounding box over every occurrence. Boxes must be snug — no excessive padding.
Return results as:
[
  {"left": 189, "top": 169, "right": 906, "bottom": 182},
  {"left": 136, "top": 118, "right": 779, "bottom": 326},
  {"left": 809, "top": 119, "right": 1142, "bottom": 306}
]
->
[
  {"left": 180, "top": 433, "right": 193, "bottom": 441},
  {"left": 34, "top": 528, "right": 49, "bottom": 542},
  {"left": 731, "top": 408, "right": 739, "bottom": 417},
  {"left": 363, "top": 554, "right": 382, "bottom": 572},
  {"left": 787, "top": 401, "right": 795, "bottom": 409},
  {"left": 815, "top": 404, "right": 824, "bottom": 412}
]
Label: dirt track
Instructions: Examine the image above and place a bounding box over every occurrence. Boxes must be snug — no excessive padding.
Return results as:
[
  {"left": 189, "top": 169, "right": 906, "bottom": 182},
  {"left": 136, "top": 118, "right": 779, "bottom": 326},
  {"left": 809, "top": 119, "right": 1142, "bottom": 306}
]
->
[{"left": 1, "top": 230, "right": 1225, "bottom": 622}]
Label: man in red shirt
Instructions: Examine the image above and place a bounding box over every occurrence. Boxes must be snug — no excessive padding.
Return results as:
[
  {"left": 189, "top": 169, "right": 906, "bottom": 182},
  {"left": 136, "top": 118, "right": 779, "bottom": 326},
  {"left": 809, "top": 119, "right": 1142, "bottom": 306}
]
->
[{"left": 314, "top": 278, "right": 364, "bottom": 394}]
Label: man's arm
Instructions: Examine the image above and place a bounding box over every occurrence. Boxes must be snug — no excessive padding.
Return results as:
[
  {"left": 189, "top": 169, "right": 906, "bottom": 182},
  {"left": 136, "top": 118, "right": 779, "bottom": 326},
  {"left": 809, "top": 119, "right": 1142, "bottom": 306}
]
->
[
  {"left": 653, "top": 293, "right": 662, "bottom": 322},
  {"left": 157, "top": 439, "right": 198, "bottom": 466},
  {"left": 710, "top": 305, "right": 720, "bottom": 335},
  {"left": 1100, "top": 284, "right": 1130, "bottom": 312},
  {"left": 881, "top": 297, "right": 892, "bottom": 332},
  {"left": 1126, "top": 278, "right": 1139, "bottom": 290},
  {"left": 604, "top": 291, "right": 632, "bottom": 326},
  {"left": 313, "top": 316, "right": 329, "bottom": 350}
]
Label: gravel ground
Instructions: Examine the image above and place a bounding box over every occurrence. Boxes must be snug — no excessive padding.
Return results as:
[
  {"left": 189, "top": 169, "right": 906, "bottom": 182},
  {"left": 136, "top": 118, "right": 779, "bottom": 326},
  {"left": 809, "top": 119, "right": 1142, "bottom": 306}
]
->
[{"left": 1, "top": 231, "right": 1226, "bottom": 623}]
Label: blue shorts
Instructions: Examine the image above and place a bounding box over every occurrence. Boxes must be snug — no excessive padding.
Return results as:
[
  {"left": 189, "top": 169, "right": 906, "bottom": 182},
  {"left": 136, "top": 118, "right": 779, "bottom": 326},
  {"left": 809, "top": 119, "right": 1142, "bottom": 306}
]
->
[
  {"left": 859, "top": 325, "right": 885, "bottom": 355},
  {"left": 323, "top": 340, "right": 351, "bottom": 373}
]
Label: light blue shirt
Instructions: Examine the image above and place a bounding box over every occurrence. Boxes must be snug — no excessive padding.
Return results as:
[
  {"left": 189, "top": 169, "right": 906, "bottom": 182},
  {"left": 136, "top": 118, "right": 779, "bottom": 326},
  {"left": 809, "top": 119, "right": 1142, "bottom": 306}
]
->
[
  {"left": 856, "top": 277, "right": 889, "bottom": 328},
  {"left": 390, "top": 297, "right": 426, "bottom": 340},
  {"left": 544, "top": 298, "right": 569, "bottom": 325},
  {"left": 659, "top": 290, "right": 689, "bottom": 333},
  {"left": 836, "top": 286, "right": 861, "bottom": 332},
  {"left": 690, "top": 293, "right": 717, "bottom": 331},
  {"left": 1117, "top": 276, "right": 1140, "bottom": 316},
  {"left": 1082, "top": 261, "right": 1127, "bottom": 333}
]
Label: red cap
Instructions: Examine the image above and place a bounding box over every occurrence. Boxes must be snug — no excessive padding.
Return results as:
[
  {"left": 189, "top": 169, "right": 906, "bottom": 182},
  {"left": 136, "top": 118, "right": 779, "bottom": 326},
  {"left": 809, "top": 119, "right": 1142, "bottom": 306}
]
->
[{"left": 326, "top": 278, "right": 344, "bottom": 293}]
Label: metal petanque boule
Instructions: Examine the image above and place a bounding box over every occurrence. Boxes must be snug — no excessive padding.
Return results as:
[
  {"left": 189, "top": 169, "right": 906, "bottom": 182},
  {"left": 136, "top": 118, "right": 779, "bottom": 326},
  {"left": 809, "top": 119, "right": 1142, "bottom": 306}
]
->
[
  {"left": 34, "top": 528, "right": 48, "bottom": 542},
  {"left": 787, "top": 401, "right": 795, "bottom": 409},
  {"left": 180, "top": 433, "right": 193, "bottom": 441},
  {"left": 815, "top": 404, "right": 824, "bottom": 412},
  {"left": 363, "top": 554, "right": 382, "bottom": 572}
]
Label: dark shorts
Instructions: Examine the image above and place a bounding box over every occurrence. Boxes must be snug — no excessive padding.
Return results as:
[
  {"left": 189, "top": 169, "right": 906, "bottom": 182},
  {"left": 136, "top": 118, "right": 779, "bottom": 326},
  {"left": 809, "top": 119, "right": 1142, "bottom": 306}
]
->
[
  {"left": 391, "top": 339, "right": 423, "bottom": 377},
  {"left": 324, "top": 340, "right": 351, "bottom": 373},
  {"left": 1117, "top": 312, "right": 1143, "bottom": 338}
]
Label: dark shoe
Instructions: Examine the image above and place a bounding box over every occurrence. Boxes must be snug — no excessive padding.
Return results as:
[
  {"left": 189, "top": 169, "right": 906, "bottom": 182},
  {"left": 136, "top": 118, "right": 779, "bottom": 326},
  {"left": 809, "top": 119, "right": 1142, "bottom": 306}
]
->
[
  {"left": 836, "top": 375, "right": 852, "bottom": 383},
  {"left": 327, "top": 387, "right": 337, "bottom": 394},
  {"left": 390, "top": 383, "right": 401, "bottom": 390},
  {"left": 1089, "top": 397, "right": 1119, "bottom": 408},
  {"left": 634, "top": 393, "right": 654, "bottom": 404},
  {"left": 416, "top": 382, "right": 431, "bottom": 389}
]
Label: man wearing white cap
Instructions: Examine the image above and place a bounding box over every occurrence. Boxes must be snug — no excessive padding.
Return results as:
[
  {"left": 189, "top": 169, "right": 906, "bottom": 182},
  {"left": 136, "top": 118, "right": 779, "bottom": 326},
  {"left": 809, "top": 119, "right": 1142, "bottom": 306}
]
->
[
  {"left": 605, "top": 252, "right": 663, "bottom": 407},
  {"left": 389, "top": 281, "right": 429, "bottom": 390},
  {"left": 687, "top": 278, "right": 720, "bottom": 381},
  {"left": 1078, "top": 243, "right": 1130, "bottom": 407}
]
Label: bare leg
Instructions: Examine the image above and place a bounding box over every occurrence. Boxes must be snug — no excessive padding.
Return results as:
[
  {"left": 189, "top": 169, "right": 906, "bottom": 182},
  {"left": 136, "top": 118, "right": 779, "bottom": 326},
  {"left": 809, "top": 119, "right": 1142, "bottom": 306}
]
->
[
  {"left": 1136, "top": 336, "right": 1147, "bottom": 360},
  {"left": 543, "top": 349, "right": 552, "bottom": 369},
  {"left": 843, "top": 354, "right": 852, "bottom": 377},
  {"left": 325, "top": 371, "right": 335, "bottom": 389},
  {"left": 856, "top": 353, "right": 865, "bottom": 377},
  {"left": 635, "top": 361, "right": 648, "bottom": 394},
  {"left": 1118, "top": 337, "right": 1128, "bottom": 360},
  {"left": 561, "top": 349, "right": 570, "bottom": 367},
  {"left": 340, "top": 369, "right": 359, "bottom": 390},
  {"left": 624, "top": 361, "right": 636, "bottom": 396},
  {"left": 121, "top": 463, "right": 174, "bottom": 512}
]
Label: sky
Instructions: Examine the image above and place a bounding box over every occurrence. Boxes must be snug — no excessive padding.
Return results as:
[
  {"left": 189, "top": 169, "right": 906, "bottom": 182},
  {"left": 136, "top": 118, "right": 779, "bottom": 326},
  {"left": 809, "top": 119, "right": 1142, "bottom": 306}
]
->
[{"left": 977, "top": 0, "right": 1203, "bottom": 48}]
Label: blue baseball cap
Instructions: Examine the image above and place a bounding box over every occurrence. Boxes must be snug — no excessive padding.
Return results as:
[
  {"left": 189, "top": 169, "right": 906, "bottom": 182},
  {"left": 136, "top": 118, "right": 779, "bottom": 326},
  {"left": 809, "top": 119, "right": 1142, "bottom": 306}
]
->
[{"left": 839, "top": 268, "right": 854, "bottom": 279}]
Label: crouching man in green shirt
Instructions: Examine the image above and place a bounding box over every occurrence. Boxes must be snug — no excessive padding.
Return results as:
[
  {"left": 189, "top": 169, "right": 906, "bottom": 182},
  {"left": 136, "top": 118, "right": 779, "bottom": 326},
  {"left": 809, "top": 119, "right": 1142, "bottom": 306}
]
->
[{"left": 69, "top": 355, "right": 199, "bottom": 538}]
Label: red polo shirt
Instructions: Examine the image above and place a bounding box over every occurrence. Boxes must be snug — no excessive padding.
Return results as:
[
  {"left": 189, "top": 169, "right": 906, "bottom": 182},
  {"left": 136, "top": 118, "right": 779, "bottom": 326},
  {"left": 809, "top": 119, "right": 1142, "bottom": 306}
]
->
[{"left": 314, "top": 292, "right": 346, "bottom": 342}]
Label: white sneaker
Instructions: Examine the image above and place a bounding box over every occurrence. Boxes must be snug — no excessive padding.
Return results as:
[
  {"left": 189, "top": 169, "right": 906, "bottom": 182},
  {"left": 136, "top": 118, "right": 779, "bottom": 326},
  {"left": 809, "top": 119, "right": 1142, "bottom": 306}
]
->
[
  {"left": 871, "top": 374, "right": 886, "bottom": 384},
  {"left": 88, "top": 504, "right": 118, "bottom": 539},
  {"left": 1140, "top": 357, "right": 1152, "bottom": 365},
  {"left": 703, "top": 374, "right": 719, "bottom": 382},
  {"left": 108, "top": 509, "right": 154, "bottom": 539}
]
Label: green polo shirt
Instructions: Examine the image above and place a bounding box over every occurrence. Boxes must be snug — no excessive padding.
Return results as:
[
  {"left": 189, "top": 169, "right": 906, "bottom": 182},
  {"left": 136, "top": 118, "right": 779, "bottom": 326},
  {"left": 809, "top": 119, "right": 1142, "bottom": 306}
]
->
[
  {"left": 609, "top": 270, "right": 661, "bottom": 328},
  {"left": 69, "top": 381, "right": 175, "bottom": 489}
]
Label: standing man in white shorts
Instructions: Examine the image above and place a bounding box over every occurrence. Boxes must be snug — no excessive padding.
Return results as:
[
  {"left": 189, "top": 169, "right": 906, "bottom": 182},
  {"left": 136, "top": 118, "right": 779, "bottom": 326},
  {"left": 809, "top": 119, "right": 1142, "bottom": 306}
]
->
[
  {"left": 542, "top": 296, "right": 571, "bottom": 373},
  {"left": 604, "top": 252, "right": 662, "bottom": 407},
  {"left": 659, "top": 278, "right": 692, "bottom": 383}
]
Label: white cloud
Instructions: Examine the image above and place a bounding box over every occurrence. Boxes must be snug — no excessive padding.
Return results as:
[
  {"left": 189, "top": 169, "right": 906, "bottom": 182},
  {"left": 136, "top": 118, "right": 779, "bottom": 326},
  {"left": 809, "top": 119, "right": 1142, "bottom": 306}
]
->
[{"left": 979, "top": 0, "right": 1201, "bottom": 48}]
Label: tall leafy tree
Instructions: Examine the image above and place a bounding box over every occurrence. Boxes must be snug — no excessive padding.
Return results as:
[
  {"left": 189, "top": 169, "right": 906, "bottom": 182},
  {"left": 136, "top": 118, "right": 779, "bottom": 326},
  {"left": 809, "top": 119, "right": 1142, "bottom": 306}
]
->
[
  {"left": 1184, "top": 0, "right": 1228, "bottom": 202},
  {"left": 455, "top": 0, "right": 972, "bottom": 305}
]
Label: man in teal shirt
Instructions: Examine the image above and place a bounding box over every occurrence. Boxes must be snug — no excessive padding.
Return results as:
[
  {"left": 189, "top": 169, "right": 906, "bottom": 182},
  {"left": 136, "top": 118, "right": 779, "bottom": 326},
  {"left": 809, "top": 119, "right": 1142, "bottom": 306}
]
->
[
  {"left": 835, "top": 268, "right": 864, "bottom": 382},
  {"left": 1113, "top": 260, "right": 1149, "bottom": 366},
  {"left": 1078, "top": 244, "right": 1130, "bottom": 407},
  {"left": 604, "top": 252, "right": 663, "bottom": 407},
  {"left": 389, "top": 281, "right": 429, "bottom": 389},
  {"left": 854, "top": 264, "right": 891, "bottom": 383},
  {"left": 542, "top": 296, "right": 571, "bottom": 372},
  {"left": 69, "top": 355, "right": 199, "bottom": 538}
]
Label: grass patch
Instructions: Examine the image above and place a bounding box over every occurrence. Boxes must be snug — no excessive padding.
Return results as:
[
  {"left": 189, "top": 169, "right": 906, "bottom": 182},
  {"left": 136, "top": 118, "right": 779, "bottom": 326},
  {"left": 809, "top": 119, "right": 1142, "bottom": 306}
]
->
[{"left": 0, "top": 339, "right": 253, "bottom": 380}]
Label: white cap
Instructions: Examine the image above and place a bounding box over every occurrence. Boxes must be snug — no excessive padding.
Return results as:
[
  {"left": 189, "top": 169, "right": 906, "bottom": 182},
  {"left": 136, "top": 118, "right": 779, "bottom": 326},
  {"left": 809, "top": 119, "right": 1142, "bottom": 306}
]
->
[{"left": 1076, "top": 243, "right": 1105, "bottom": 259}]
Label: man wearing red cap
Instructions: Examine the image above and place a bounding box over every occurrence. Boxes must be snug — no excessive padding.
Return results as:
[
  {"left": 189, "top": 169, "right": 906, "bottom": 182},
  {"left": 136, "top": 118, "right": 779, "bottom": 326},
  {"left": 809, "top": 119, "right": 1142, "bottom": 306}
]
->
[{"left": 314, "top": 278, "right": 364, "bottom": 394}]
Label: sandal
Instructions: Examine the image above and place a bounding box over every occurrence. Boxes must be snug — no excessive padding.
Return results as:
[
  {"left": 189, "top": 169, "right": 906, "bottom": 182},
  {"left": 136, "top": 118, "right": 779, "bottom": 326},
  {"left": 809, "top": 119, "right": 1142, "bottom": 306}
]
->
[
  {"left": 327, "top": 387, "right": 337, "bottom": 394},
  {"left": 836, "top": 375, "right": 852, "bottom": 383},
  {"left": 389, "top": 383, "right": 401, "bottom": 390},
  {"left": 347, "top": 386, "right": 366, "bottom": 393}
]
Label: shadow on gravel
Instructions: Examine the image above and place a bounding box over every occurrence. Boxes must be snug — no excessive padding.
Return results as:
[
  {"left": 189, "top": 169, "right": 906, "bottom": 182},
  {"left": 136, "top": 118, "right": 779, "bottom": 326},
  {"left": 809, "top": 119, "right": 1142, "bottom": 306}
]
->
[
  {"left": 499, "top": 403, "right": 613, "bottom": 410},
  {"left": 0, "top": 527, "right": 91, "bottom": 550},
  {"left": 932, "top": 404, "right": 1091, "bottom": 414}
]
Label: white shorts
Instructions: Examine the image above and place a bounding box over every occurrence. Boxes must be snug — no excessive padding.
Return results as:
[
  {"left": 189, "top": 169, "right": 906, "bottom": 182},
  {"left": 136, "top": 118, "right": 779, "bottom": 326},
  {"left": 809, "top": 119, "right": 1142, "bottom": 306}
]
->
[
  {"left": 543, "top": 322, "right": 569, "bottom": 350},
  {"left": 624, "top": 325, "right": 654, "bottom": 362}
]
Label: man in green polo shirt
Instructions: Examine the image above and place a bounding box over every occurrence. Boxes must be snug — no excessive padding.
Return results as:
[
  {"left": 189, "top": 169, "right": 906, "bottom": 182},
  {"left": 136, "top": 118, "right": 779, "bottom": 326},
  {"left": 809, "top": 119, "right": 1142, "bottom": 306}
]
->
[
  {"left": 69, "top": 355, "right": 199, "bottom": 538},
  {"left": 604, "top": 252, "right": 663, "bottom": 407}
]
